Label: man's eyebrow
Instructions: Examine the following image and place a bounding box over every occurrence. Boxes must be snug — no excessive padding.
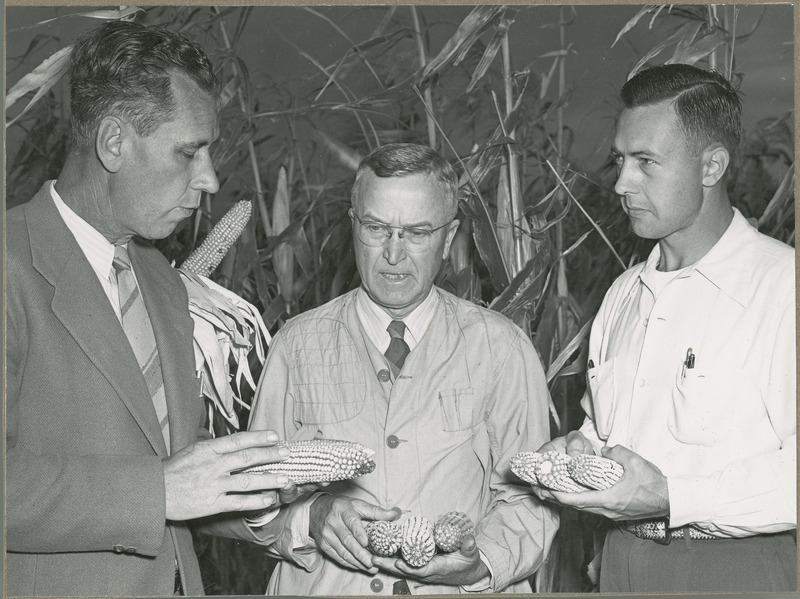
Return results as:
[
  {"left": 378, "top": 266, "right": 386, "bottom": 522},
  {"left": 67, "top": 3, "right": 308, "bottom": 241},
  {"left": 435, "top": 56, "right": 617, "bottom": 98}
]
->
[{"left": 360, "top": 212, "right": 435, "bottom": 228}]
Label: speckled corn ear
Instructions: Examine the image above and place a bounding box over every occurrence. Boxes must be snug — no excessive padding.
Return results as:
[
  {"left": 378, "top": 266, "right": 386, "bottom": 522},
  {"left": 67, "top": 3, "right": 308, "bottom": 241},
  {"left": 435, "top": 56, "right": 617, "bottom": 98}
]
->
[
  {"left": 242, "top": 439, "right": 376, "bottom": 484},
  {"left": 366, "top": 521, "right": 402, "bottom": 556},
  {"left": 181, "top": 200, "right": 252, "bottom": 277},
  {"left": 433, "top": 511, "right": 473, "bottom": 552}
]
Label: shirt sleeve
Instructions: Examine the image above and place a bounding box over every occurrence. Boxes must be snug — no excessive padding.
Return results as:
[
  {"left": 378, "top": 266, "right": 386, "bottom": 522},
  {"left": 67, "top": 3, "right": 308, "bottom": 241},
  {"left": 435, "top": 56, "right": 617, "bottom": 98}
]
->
[
  {"left": 472, "top": 327, "right": 560, "bottom": 592},
  {"left": 668, "top": 300, "right": 796, "bottom": 536}
]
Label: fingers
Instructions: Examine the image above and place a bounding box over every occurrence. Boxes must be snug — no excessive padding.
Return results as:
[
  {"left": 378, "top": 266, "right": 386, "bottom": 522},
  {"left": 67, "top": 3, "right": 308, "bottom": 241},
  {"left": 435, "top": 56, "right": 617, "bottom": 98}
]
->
[
  {"left": 564, "top": 431, "right": 594, "bottom": 456},
  {"left": 206, "top": 429, "right": 283, "bottom": 455}
]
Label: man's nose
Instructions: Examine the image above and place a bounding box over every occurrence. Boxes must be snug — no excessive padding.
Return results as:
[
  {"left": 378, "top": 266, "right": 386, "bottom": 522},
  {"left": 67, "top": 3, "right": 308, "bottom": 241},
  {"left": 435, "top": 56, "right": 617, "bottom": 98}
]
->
[
  {"left": 194, "top": 152, "right": 220, "bottom": 194},
  {"left": 614, "top": 160, "right": 634, "bottom": 197},
  {"left": 383, "top": 232, "right": 407, "bottom": 265}
]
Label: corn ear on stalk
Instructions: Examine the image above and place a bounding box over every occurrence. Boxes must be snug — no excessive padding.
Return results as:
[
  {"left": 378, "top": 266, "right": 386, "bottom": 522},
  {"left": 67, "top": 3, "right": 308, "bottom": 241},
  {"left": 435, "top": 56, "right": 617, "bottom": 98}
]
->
[
  {"left": 181, "top": 200, "right": 252, "bottom": 277},
  {"left": 366, "top": 521, "right": 402, "bottom": 557},
  {"left": 534, "top": 451, "right": 590, "bottom": 493},
  {"left": 568, "top": 453, "right": 624, "bottom": 490},
  {"left": 510, "top": 451, "right": 545, "bottom": 485},
  {"left": 401, "top": 516, "right": 436, "bottom": 567},
  {"left": 242, "top": 439, "right": 375, "bottom": 484},
  {"left": 433, "top": 511, "right": 473, "bottom": 553}
]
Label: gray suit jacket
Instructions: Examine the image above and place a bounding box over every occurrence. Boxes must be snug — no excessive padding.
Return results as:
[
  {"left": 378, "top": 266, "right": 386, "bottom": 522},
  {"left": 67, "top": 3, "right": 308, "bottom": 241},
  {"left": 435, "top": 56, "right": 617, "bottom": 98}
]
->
[{"left": 6, "top": 183, "right": 208, "bottom": 596}]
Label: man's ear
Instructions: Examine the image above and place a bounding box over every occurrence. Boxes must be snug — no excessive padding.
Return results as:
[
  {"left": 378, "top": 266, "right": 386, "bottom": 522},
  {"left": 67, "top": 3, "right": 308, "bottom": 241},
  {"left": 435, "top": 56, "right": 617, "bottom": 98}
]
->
[
  {"left": 95, "top": 116, "right": 125, "bottom": 173},
  {"left": 701, "top": 144, "right": 730, "bottom": 188}
]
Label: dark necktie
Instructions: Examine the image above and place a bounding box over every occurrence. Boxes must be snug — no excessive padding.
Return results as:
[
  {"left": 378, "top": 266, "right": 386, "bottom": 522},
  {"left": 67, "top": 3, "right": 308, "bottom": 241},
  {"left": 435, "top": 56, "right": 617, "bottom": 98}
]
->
[
  {"left": 384, "top": 320, "right": 410, "bottom": 376},
  {"left": 113, "top": 245, "right": 170, "bottom": 451}
]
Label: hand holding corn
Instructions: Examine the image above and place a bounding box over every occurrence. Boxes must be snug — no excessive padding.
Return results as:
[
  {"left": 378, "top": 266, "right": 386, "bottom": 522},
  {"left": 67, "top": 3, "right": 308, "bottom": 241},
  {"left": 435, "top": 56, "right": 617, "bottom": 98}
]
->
[
  {"left": 309, "top": 495, "right": 401, "bottom": 574},
  {"left": 527, "top": 438, "right": 669, "bottom": 521},
  {"left": 162, "top": 430, "right": 297, "bottom": 521},
  {"left": 371, "top": 530, "right": 489, "bottom": 587}
]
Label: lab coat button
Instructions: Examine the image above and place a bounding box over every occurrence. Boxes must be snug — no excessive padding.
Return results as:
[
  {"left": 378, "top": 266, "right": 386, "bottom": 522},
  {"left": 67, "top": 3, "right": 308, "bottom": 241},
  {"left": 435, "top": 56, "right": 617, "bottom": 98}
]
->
[
  {"left": 377, "top": 369, "right": 391, "bottom": 382},
  {"left": 113, "top": 545, "right": 124, "bottom": 554},
  {"left": 370, "top": 578, "right": 384, "bottom": 592},
  {"left": 386, "top": 435, "right": 400, "bottom": 449}
]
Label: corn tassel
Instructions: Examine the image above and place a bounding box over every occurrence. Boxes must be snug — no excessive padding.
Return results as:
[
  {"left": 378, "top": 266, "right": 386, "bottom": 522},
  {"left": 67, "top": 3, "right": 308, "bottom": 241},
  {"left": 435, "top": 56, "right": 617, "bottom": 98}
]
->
[
  {"left": 568, "top": 453, "right": 624, "bottom": 490},
  {"left": 242, "top": 439, "right": 375, "bottom": 484},
  {"left": 181, "top": 200, "right": 252, "bottom": 277}
]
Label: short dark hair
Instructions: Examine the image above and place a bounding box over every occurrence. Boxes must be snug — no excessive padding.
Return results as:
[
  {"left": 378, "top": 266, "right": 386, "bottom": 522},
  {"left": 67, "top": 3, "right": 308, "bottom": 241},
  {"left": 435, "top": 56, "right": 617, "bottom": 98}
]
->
[
  {"left": 351, "top": 143, "right": 459, "bottom": 219},
  {"left": 68, "top": 20, "right": 218, "bottom": 148},
  {"left": 621, "top": 64, "right": 742, "bottom": 155}
]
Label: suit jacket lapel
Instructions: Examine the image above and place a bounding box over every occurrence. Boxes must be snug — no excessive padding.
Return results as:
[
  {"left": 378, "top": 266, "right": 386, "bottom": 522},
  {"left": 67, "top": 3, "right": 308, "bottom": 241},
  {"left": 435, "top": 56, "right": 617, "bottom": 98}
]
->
[{"left": 26, "top": 185, "right": 168, "bottom": 456}]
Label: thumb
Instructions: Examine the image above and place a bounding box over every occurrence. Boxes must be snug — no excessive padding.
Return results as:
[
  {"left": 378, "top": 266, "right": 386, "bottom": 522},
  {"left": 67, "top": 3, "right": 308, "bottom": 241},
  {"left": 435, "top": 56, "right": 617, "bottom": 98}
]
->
[
  {"left": 354, "top": 500, "right": 401, "bottom": 521},
  {"left": 459, "top": 534, "right": 479, "bottom": 557}
]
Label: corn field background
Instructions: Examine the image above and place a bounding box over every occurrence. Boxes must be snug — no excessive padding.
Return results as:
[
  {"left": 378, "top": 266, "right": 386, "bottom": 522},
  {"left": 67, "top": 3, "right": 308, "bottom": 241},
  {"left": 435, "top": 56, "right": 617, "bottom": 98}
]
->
[{"left": 5, "top": 4, "right": 795, "bottom": 594}]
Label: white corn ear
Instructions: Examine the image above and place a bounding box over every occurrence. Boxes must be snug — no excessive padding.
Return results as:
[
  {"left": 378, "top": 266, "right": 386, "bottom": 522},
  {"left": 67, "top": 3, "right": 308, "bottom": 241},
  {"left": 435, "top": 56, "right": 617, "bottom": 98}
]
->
[
  {"left": 510, "top": 451, "right": 545, "bottom": 485},
  {"left": 433, "top": 511, "right": 473, "bottom": 553},
  {"left": 401, "top": 516, "right": 435, "bottom": 567},
  {"left": 242, "top": 439, "right": 375, "bottom": 484},
  {"left": 568, "top": 453, "right": 624, "bottom": 490},
  {"left": 181, "top": 200, "right": 252, "bottom": 277},
  {"left": 534, "top": 451, "right": 591, "bottom": 493}
]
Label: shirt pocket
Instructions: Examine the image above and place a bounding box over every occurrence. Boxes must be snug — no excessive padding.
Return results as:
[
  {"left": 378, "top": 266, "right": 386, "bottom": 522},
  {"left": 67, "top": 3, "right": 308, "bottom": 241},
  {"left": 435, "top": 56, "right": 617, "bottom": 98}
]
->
[
  {"left": 438, "top": 387, "right": 475, "bottom": 432},
  {"left": 292, "top": 345, "right": 366, "bottom": 425},
  {"left": 668, "top": 365, "right": 738, "bottom": 446}
]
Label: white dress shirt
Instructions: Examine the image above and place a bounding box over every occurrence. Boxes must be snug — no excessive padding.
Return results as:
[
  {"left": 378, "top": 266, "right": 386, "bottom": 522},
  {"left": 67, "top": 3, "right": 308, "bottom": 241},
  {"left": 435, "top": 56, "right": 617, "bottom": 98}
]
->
[{"left": 580, "top": 209, "right": 796, "bottom": 537}]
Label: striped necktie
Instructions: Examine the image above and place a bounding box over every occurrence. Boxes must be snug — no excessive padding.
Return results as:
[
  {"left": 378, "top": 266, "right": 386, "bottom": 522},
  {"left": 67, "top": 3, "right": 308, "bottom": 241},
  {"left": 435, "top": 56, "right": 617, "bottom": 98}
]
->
[
  {"left": 113, "top": 245, "right": 170, "bottom": 451},
  {"left": 384, "top": 320, "right": 410, "bottom": 376}
]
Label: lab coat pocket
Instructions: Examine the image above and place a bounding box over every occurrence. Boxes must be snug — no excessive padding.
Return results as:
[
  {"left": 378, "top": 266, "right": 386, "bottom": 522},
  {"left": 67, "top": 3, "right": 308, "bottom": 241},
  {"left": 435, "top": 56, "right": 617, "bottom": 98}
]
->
[
  {"left": 668, "top": 366, "right": 735, "bottom": 446},
  {"left": 585, "top": 358, "right": 618, "bottom": 438},
  {"left": 438, "top": 388, "right": 475, "bottom": 432},
  {"left": 293, "top": 346, "right": 366, "bottom": 424}
]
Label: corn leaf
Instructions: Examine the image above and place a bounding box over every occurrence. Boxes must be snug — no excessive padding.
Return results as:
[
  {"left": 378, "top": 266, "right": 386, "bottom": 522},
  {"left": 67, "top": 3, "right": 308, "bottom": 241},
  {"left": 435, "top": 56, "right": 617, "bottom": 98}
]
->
[
  {"left": 670, "top": 31, "right": 726, "bottom": 65},
  {"left": 489, "top": 242, "right": 551, "bottom": 325},
  {"left": 546, "top": 317, "right": 594, "bottom": 383},
  {"left": 612, "top": 4, "right": 660, "bottom": 48},
  {"left": 272, "top": 166, "right": 295, "bottom": 306},
  {"left": 759, "top": 163, "right": 795, "bottom": 228},
  {"left": 6, "top": 45, "right": 72, "bottom": 123},
  {"left": 421, "top": 5, "right": 505, "bottom": 82},
  {"left": 466, "top": 8, "right": 518, "bottom": 93},
  {"left": 628, "top": 22, "right": 697, "bottom": 79}
]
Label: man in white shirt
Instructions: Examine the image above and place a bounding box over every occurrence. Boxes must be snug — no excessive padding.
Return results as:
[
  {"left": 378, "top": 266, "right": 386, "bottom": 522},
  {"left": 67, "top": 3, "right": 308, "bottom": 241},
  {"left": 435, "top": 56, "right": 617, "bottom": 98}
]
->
[
  {"left": 531, "top": 64, "right": 796, "bottom": 592},
  {"left": 241, "top": 143, "right": 559, "bottom": 595},
  {"left": 6, "top": 20, "right": 299, "bottom": 597}
]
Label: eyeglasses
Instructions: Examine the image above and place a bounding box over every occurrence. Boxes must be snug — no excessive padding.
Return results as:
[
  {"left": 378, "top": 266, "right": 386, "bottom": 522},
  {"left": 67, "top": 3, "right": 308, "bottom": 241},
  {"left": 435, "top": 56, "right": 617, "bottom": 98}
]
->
[{"left": 349, "top": 209, "right": 452, "bottom": 252}]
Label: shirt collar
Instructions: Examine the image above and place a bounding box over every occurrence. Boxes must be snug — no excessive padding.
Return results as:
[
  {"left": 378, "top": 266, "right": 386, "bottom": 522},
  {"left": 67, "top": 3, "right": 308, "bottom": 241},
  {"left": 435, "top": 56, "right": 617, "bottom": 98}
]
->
[
  {"left": 355, "top": 286, "right": 439, "bottom": 353},
  {"left": 50, "top": 181, "right": 117, "bottom": 281},
  {"left": 641, "top": 208, "right": 757, "bottom": 308}
]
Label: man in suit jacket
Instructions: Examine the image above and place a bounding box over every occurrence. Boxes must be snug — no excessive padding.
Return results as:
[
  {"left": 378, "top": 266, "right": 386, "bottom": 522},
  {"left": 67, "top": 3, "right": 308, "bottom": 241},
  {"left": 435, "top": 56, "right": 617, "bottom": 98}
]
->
[{"left": 6, "top": 21, "right": 297, "bottom": 597}]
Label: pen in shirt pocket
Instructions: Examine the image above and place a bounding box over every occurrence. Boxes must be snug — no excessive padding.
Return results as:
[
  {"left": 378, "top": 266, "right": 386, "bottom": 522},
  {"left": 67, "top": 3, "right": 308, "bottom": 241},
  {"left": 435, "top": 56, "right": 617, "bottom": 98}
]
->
[{"left": 681, "top": 347, "right": 696, "bottom": 379}]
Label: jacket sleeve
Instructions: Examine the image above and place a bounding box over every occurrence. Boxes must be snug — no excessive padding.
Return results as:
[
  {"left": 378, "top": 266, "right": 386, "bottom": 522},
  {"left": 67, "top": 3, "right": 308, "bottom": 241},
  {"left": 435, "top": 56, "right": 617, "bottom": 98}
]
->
[{"left": 474, "top": 327, "right": 560, "bottom": 592}]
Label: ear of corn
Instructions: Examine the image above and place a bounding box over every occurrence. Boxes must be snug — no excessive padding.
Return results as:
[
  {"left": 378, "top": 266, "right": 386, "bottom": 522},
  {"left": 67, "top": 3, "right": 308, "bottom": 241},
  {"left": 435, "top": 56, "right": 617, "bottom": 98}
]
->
[
  {"left": 510, "top": 451, "right": 544, "bottom": 485},
  {"left": 534, "top": 451, "right": 591, "bottom": 493},
  {"left": 366, "top": 520, "right": 402, "bottom": 557},
  {"left": 181, "top": 200, "right": 253, "bottom": 277},
  {"left": 433, "top": 511, "right": 473, "bottom": 553},
  {"left": 401, "top": 516, "right": 436, "bottom": 567},
  {"left": 241, "top": 438, "right": 376, "bottom": 484},
  {"left": 568, "top": 453, "right": 624, "bottom": 490}
]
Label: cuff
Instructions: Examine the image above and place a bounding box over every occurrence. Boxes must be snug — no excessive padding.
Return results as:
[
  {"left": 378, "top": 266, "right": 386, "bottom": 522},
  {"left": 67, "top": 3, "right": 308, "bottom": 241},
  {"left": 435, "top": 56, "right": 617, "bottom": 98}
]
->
[
  {"left": 288, "top": 491, "right": 328, "bottom": 550},
  {"left": 667, "top": 474, "right": 715, "bottom": 528},
  {"left": 245, "top": 508, "right": 280, "bottom": 529},
  {"left": 460, "top": 550, "right": 494, "bottom": 592}
]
